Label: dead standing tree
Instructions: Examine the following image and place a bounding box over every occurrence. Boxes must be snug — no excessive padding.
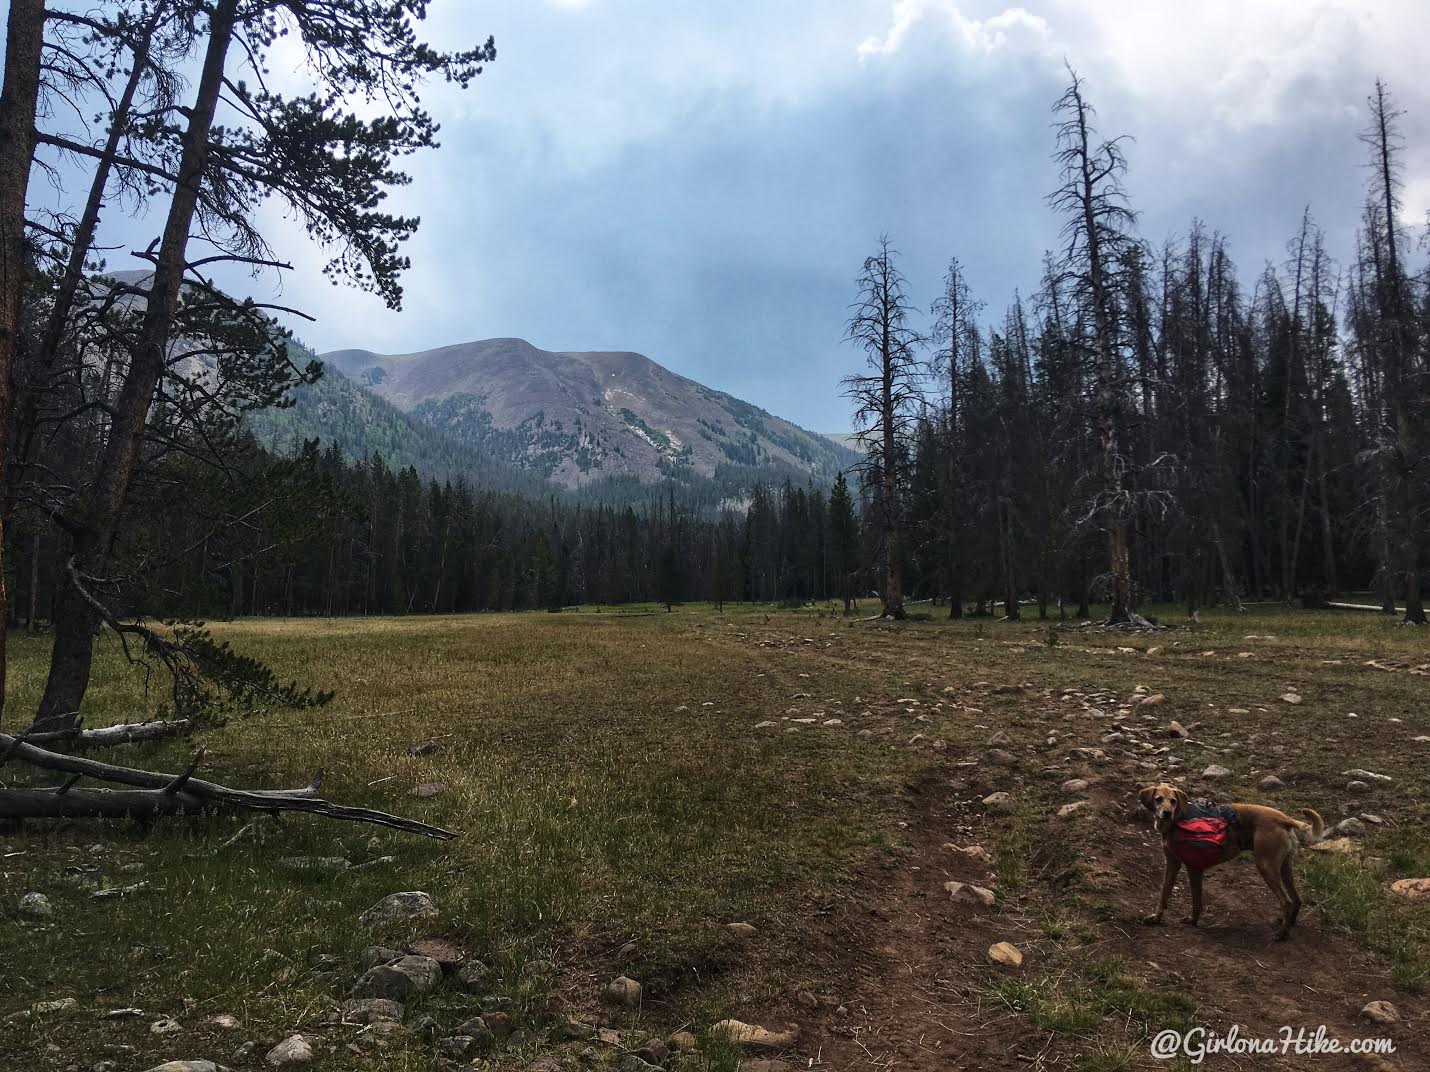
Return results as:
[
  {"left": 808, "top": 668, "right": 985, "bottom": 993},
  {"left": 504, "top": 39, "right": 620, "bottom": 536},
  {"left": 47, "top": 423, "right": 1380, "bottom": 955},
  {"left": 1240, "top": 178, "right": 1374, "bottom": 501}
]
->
[
  {"left": 842, "top": 237, "right": 923, "bottom": 620},
  {"left": 1047, "top": 68, "right": 1148, "bottom": 625}
]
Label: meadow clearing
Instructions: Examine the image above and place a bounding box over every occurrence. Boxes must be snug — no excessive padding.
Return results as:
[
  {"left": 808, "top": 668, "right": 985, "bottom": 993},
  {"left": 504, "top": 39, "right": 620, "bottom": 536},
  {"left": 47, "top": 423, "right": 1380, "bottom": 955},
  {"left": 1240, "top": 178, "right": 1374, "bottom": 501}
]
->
[{"left": 1, "top": 603, "right": 1427, "bottom": 1071}]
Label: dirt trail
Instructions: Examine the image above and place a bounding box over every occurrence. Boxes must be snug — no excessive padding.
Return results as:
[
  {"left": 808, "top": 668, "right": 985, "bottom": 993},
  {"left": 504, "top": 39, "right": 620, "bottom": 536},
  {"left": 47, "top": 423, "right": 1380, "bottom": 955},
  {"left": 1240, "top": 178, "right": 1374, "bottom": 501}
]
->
[{"left": 784, "top": 767, "right": 1426, "bottom": 1071}]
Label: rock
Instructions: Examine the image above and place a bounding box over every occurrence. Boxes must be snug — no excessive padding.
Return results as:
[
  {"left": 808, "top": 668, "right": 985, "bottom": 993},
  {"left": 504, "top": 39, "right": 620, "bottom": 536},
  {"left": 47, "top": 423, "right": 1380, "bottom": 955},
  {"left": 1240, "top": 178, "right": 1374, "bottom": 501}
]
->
[
  {"left": 408, "top": 738, "right": 441, "bottom": 756},
  {"left": 28, "top": 998, "right": 79, "bottom": 1014},
  {"left": 265, "top": 1034, "right": 314, "bottom": 1067},
  {"left": 738, "top": 1063, "right": 792, "bottom": 1072},
  {"left": 1059, "top": 778, "right": 1089, "bottom": 793},
  {"left": 19, "top": 892, "right": 53, "bottom": 918},
  {"left": 527, "top": 1058, "right": 570, "bottom": 1072},
  {"left": 1257, "top": 775, "right": 1285, "bottom": 791},
  {"left": 341, "top": 998, "right": 404, "bottom": 1024},
  {"left": 710, "top": 1020, "right": 799, "bottom": 1052},
  {"left": 277, "top": 856, "right": 348, "bottom": 873},
  {"left": 669, "top": 1031, "right": 699, "bottom": 1052},
  {"left": 437, "top": 1035, "right": 480, "bottom": 1060},
  {"left": 141, "top": 1064, "right": 222, "bottom": 1072},
  {"left": 603, "top": 975, "right": 642, "bottom": 1008},
  {"left": 454, "top": 959, "right": 491, "bottom": 992},
  {"left": 1334, "top": 817, "right": 1367, "bottom": 838},
  {"left": 632, "top": 1039, "right": 670, "bottom": 1065},
  {"left": 725, "top": 921, "right": 758, "bottom": 939},
  {"left": 1140, "top": 694, "right": 1166, "bottom": 707},
  {"left": 358, "top": 945, "right": 402, "bottom": 970},
  {"left": 1343, "top": 768, "right": 1392, "bottom": 783},
  {"left": 360, "top": 891, "right": 438, "bottom": 928},
  {"left": 620, "top": 1059, "right": 661, "bottom": 1072},
  {"left": 1056, "top": 801, "right": 1087, "bottom": 819},
  {"left": 987, "top": 730, "right": 1011, "bottom": 746},
  {"left": 944, "top": 881, "right": 996, "bottom": 907},
  {"left": 1201, "top": 764, "right": 1231, "bottom": 779},
  {"left": 1359, "top": 1000, "right": 1400, "bottom": 1025},
  {"left": 209, "top": 1013, "right": 240, "bottom": 1029},
  {"left": 349, "top": 955, "right": 442, "bottom": 1000},
  {"left": 150, "top": 1018, "right": 183, "bottom": 1036},
  {"left": 1310, "top": 837, "right": 1359, "bottom": 855},
  {"left": 484, "top": 1011, "right": 514, "bottom": 1039},
  {"left": 1389, "top": 878, "right": 1430, "bottom": 900},
  {"left": 481, "top": 995, "right": 514, "bottom": 1014},
  {"left": 412, "top": 782, "right": 445, "bottom": 798},
  {"left": 554, "top": 1019, "right": 595, "bottom": 1042},
  {"left": 1166, "top": 721, "right": 1188, "bottom": 738},
  {"left": 1280, "top": 693, "right": 1303, "bottom": 705},
  {"left": 984, "top": 748, "right": 1017, "bottom": 767},
  {"left": 1347, "top": 780, "right": 1371, "bottom": 794},
  {"left": 753, "top": 721, "right": 777, "bottom": 729},
  {"left": 987, "top": 941, "right": 1023, "bottom": 967},
  {"left": 407, "top": 937, "right": 465, "bottom": 966},
  {"left": 943, "top": 843, "right": 991, "bottom": 861},
  {"left": 981, "top": 791, "right": 1012, "bottom": 810}
]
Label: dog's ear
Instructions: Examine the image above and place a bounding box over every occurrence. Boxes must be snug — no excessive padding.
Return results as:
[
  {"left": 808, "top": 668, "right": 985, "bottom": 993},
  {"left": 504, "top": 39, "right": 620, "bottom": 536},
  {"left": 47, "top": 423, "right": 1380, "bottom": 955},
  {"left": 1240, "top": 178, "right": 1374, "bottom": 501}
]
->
[
  {"left": 1173, "top": 788, "right": 1189, "bottom": 813},
  {"left": 1138, "top": 785, "right": 1156, "bottom": 809}
]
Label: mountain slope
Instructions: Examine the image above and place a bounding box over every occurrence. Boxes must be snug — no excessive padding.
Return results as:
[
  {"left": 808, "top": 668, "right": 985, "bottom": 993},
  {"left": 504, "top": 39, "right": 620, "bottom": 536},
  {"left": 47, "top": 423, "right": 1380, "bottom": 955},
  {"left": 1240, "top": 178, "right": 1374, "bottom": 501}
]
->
[{"left": 321, "top": 338, "right": 853, "bottom": 488}]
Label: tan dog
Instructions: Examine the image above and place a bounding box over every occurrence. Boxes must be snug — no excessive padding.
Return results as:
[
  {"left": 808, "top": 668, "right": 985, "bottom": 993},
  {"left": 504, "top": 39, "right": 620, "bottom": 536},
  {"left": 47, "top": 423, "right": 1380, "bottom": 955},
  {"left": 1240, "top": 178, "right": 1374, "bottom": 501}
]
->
[{"left": 1138, "top": 783, "right": 1324, "bottom": 940}]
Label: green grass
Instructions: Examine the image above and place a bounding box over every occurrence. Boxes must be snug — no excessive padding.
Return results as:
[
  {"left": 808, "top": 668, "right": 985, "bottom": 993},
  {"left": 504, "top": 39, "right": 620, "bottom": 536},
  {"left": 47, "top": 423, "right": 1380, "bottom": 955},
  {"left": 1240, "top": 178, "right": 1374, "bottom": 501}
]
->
[{"left": 1, "top": 601, "right": 1427, "bottom": 1069}]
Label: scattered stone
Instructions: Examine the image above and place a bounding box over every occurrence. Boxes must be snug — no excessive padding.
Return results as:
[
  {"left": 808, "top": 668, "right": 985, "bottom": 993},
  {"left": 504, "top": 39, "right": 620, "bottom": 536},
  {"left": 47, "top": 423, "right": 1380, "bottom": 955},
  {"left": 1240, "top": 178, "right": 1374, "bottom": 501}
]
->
[
  {"left": 1334, "top": 817, "right": 1367, "bottom": 838},
  {"left": 349, "top": 955, "right": 442, "bottom": 1000},
  {"left": 1310, "top": 837, "right": 1359, "bottom": 855},
  {"left": 944, "top": 881, "right": 996, "bottom": 907},
  {"left": 1201, "top": 765, "right": 1231, "bottom": 780},
  {"left": 668, "top": 1031, "right": 699, "bottom": 1052},
  {"left": 18, "top": 892, "right": 53, "bottom": 918},
  {"left": 1257, "top": 775, "right": 1285, "bottom": 792},
  {"left": 150, "top": 1018, "right": 183, "bottom": 1036},
  {"left": 1280, "top": 693, "right": 1303, "bottom": 705},
  {"left": 407, "top": 936, "right": 465, "bottom": 966},
  {"left": 620, "top": 1057, "right": 661, "bottom": 1072},
  {"left": 738, "top": 1062, "right": 793, "bottom": 1072},
  {"left": 341, "top": 998, "right": 403, "bottom": 1024},
  {"left": 603, "top": 975, "right": 642, "bottom": 1009},
  {"left": 454, "top": 959, "right": 491, "bottom": 992},
  {"left": 208, "top": 1013, "right": 240, "bottom": 1029},
  {"left": 277, "top": 856, "right": 348, "bottom": 873},
  {"left": 408, "top": 739, "right": 441, "bottom": 756},
  {"left": 1389, "top": 878, "right": 1430, "bottom": 900},
  {"left": 411, "top": 782, "right": 446, "bottom": 799},
  {"left": 821, "top": 718, "right": 843, "bottom": 727},
  {"left": 1228, "top": 707, "right": 1250, "bottom": 715},
  {"left": 265, "top": 1034, "right": 314, "bottom": 1067},
  {"left": 710, "top": 1020, "right": 799, "bottom": 1052},
  {"left": 554, "top": 1020, "right": 595, "bottom": 1042},
  {"left": 725, "top": 922, "right": 758, "bottom": 939},
  {"left": 1347, "top": 780, "right": 1371, "bottom": 794},
  {"left": 437, "top": 1036, "right": 480, "bottom": 1060},
  {"left": 987, "top": 730, "right": 1011, "bottom": 746},
  {"left": 985, "top": 748, "right": 1017, "bottom": 767},
  {"left": 103, "top": 1008, "right": 144, "bottom": 1020},
  {"left": 29, "top": 998, "right": 79, "bottom": 1015},
  {"left": 141, "top": 1064, "right": 222, "bottom": 1072},
  {"left": 1059, "top": 778, "right": 1089, "bottom": 793},
  {"left": 1359, "top": 1000, "right": 1400, "bottom": 1025},
  {"left": 753, "top": 720, "right": 777, "bottom": 729},
  {"left": 981, "top": 791, "right": 1012, "bottom": 811},
  {"left": 1140, "top": 694, "right": 1166, "bottom": 707},
  {"left": 526, "top": 1058, "right": 570, "bottom": 1072},
  {"left": 359, "top": 891, "right": 438, "bottom": 928},
  {"left": 632, "top": 1039, "right": 670, "bottom": 1065},
  {"left": 484, "top": 1011, "right": 514, "bottom": 1039},
  {"left": 1166, "top": 721, "right": 1188, "bottom": 738},
  {"left": 1343, "top": 769, "right": 1392, "bottom": 783},
  {"left": 1056, "top": 801, "right": 1088, "bottom": 819},
  {"left": 987, "top": 941, "right": 1023, "bottom": 967}
]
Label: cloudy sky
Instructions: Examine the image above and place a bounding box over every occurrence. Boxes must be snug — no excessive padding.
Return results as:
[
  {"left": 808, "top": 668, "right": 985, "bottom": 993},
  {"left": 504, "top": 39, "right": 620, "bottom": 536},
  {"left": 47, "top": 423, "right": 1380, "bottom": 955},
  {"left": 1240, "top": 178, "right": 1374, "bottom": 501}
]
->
[{"left": 33, "top": 0, "right": 1430, "bottom": 431}]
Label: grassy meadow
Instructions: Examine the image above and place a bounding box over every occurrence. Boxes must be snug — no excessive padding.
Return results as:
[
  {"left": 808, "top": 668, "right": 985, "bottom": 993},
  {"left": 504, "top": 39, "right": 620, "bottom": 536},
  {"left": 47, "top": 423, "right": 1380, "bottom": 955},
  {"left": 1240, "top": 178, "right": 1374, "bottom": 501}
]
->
[{"left": 1, "top": 602, "right": 1427, "bottom": 1070}]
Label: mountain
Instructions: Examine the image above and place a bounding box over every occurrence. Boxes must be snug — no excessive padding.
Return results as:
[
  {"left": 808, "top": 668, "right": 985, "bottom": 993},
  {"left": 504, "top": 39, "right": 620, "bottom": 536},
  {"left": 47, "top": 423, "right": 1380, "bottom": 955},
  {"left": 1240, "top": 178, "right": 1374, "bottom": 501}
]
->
[{"left": 320, "top": 338, "right": 854, "bottom": 488}]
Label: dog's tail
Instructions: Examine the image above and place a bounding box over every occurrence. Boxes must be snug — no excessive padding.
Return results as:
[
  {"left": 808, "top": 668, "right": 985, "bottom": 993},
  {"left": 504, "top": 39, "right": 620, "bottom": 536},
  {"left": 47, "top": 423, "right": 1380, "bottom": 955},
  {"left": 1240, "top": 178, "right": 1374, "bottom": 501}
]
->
[{"left": 1295, "top": 807, "right": 1324, "bottom": 845}]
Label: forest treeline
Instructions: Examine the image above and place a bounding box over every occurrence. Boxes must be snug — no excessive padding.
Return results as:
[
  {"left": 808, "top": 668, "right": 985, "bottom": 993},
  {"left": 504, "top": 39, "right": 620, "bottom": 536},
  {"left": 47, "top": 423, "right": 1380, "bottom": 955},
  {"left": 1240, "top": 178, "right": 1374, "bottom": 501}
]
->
[{"left": 0, "top": 0, "right": 1425, "bottom": 736}]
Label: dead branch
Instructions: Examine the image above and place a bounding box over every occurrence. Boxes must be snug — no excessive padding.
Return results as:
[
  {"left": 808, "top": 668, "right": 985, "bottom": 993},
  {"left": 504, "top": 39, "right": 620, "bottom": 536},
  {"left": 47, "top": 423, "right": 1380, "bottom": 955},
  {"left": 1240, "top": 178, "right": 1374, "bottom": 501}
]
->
[
  {"left": 24, "top": 718, "right": 192, "bottom": 749},
  {"left": 0, "top": 732, "right": 456, "bottom": 839}
]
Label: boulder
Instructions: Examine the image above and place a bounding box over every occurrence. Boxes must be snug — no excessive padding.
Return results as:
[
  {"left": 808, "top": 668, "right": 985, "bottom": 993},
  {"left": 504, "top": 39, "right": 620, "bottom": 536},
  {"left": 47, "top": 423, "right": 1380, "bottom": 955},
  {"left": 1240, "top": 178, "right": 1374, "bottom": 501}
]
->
[
  {"left": 411, "top": 782, "right": 446, "bottom": 799},
  {"left": 407, "top": 937, "right": 465, "bottom": 967},
  {"left": 1257, "top": 775, "right": 1285, "bottom": 792},
  {"left": 725, "top": 922, "right": 759, "bottom": 939},
  {"left": 1059, "top": 778, "right": 1089, "bottom": 794},
  {"left": 19, "top": 892, "right": 53, "bottom": 918},
  {"left": 1359, "top": 1000, "right": 1399, "bottom": 1025},
  {"left": 349, "top": 955, "right": 442, "bottom": 1000},
  {"left": 981, "top": 791, "right": 1012, "bottom": 811},
  {"left": 1166, "top": 721, "right": 1188, "bottom": 738},
  {"left": 142, "top": 1064, "right": 223, "bottom": 1072},
  {"left": 1201, "top": 765, "right": 1231, "bottom": 779},
  {"left": 1056, "top": 801, "right": 1087, "bottom": 819},
  {"left": 1389, "top": 878, "right": 1430, "bottom": 900},
  {"left": 1310, "top": 837, "right": 1358, "bottom": 855},
  {"left": 454, "top": 959, "right": 491, "bottom": 993},
  {"left": 944, "top": 881, "right": 996, "bottom": 907},
  {"left": 341, "top": 998, "right": 404, "bottom": 1024},
  {"left": 1334, "top": 817, "right": 1367, "bottom": 838}
]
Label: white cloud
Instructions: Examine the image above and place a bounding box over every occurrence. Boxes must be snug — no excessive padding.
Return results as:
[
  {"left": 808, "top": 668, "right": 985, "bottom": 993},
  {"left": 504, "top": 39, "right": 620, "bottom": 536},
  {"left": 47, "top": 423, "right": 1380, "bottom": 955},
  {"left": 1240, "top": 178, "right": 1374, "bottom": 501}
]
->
[{"left": 857, "top": 1, "right": 1053, "bottom": 62}]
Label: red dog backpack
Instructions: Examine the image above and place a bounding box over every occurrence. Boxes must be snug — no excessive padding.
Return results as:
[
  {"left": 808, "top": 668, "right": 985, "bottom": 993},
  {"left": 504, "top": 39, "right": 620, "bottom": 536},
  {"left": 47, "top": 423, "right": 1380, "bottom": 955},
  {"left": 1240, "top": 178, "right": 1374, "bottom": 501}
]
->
[{"left": 1171, "top": 800, "right": 1237, "bottom": 869}]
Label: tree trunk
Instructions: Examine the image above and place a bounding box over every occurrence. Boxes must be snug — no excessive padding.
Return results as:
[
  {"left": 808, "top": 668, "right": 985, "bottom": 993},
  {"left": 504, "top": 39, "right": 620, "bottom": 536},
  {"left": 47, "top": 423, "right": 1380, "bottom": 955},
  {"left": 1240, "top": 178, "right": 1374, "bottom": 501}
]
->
[
  {"left": 35, "top": 0, "right": 240, "bottom": 731},
  {"left": 0, "top": 0, "right": 48, "bottom": 720}
]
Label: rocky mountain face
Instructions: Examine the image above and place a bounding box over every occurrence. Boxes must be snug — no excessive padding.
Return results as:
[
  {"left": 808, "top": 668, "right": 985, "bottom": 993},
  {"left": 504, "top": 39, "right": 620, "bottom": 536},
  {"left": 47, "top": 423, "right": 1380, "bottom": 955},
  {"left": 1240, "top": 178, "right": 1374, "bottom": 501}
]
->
[{"left": 321, "top": 338, "right": 851, "bottom": 488}]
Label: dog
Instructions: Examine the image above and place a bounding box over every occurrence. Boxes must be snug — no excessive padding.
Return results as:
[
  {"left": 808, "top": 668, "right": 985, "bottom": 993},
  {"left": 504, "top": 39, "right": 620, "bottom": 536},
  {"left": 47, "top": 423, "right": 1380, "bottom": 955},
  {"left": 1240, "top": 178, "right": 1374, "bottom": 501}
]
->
[{"left": 1138, "top": 783, "right": 1324, "bottom": 940}]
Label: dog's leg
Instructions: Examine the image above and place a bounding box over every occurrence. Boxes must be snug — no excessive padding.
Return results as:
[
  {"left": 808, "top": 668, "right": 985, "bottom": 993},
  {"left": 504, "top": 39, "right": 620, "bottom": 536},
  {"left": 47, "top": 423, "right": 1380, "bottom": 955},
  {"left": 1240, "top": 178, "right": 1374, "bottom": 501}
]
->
[
  {"left": 1183, "top": 868, "right": 1204, "bottom": 926},
  {"left": 1254, "top": 850, "right": 1293, "bottom": 940},
  {"left": 1280, "top": 855, "right": 1301, "bottom": 928},
  {"left": 1143, "top": 853, "right": 1180, "bottom": 925}
]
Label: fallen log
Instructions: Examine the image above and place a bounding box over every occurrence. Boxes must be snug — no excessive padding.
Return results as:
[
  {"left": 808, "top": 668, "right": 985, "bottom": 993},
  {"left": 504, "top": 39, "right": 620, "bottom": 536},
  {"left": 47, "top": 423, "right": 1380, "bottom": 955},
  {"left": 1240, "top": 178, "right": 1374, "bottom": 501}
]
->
[
  {"left": 22, "top": 718, "right": 192, "bottom": 749},
  {"left": 0, "top": 733, "right": 456, "bottom": 839}
]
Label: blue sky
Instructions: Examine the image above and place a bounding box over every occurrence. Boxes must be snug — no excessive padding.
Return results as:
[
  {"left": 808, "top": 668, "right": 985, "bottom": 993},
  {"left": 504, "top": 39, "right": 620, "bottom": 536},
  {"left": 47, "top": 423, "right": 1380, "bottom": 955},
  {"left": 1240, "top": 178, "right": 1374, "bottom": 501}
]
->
[{"left": 17, "top": 0, "right": 1430, "bottom": 430}]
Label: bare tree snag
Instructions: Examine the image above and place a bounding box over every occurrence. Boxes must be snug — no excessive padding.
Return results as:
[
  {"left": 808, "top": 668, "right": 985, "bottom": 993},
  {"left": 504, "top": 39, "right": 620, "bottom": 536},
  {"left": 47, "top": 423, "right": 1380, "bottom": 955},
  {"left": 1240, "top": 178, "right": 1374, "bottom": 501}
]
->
[
  {"left": 25, "top": 719, "right": 193, "bottom": 749},
  {"left": 0, "top": 733, "right": 456, "bottom": 839}
]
